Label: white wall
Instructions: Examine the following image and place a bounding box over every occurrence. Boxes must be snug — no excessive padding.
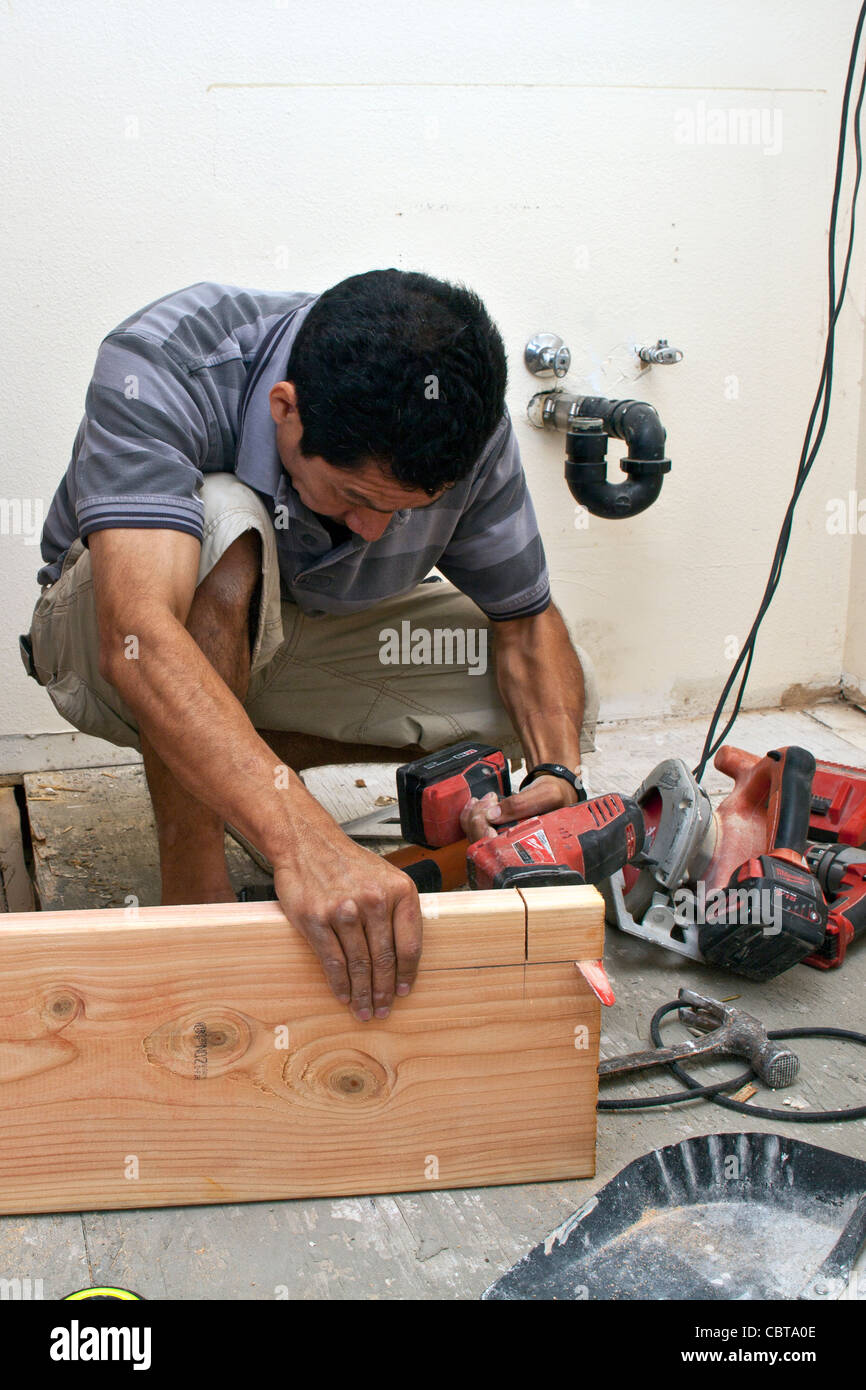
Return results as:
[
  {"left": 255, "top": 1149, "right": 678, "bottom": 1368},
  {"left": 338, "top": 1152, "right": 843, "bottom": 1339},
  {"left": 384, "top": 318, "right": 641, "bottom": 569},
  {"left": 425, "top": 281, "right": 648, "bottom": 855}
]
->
[
  {"left": 844, "top": 302, "right": 866, "bottom": 697},
  {"left": 2, "top": 0, "right": 865, "bottom": 753}
]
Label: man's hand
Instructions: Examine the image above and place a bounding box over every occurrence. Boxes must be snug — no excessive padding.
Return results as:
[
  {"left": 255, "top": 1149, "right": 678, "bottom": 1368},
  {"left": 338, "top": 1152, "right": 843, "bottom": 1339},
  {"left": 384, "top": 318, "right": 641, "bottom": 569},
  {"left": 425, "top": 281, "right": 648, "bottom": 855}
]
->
[
  {"left": 273, "top": 833, "right": 423, "bottom": 1021},
  {"left": 460, "top": 773, "right": 581, "bottom": 843}
]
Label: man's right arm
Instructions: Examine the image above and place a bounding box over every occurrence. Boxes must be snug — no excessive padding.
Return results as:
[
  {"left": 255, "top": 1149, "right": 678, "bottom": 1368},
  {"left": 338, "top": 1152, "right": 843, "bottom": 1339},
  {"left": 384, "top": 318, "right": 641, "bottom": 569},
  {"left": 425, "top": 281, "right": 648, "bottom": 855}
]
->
[{"left": 89, "top": 526, "right": 422, "bottom": 1021}]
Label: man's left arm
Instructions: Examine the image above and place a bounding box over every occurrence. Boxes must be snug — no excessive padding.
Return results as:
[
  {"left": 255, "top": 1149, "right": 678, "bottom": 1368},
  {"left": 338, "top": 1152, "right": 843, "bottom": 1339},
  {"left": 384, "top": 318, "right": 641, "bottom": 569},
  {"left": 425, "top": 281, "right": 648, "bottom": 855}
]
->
[{"left": 462, "top": 603, "right": 587, "bottom": 842}]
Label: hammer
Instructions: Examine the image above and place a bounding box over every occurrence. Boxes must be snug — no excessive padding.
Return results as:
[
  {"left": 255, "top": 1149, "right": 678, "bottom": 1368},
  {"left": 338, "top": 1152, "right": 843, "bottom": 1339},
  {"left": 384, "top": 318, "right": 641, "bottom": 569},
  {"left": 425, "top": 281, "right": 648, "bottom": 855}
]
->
[{"left": 599, "top": 988, "right": 799, "bottom": 1089}]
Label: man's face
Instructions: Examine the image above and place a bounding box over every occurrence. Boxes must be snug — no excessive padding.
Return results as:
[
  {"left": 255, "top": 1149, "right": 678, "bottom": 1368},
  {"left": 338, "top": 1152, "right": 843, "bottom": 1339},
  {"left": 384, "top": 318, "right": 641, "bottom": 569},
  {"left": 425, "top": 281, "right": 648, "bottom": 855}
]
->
[{"left": 270, "top": 381, "right": 445, "bottom": 542}]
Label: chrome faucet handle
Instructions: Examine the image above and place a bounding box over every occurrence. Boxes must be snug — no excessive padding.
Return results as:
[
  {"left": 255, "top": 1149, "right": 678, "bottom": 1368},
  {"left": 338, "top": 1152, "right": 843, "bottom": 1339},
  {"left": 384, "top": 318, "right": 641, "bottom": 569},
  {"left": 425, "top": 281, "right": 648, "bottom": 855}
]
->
[
  {"left": 524, "top": 332, "right": 572, "bottom": 378},
  {"left": 637, "top": 338, "right": 684, "bottom": 365}
]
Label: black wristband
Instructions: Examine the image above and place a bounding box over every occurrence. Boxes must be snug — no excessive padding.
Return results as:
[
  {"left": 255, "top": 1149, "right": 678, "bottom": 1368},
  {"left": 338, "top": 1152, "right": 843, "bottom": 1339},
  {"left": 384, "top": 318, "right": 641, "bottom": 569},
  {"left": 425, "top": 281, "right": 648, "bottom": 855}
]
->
[{"left": 519, "top": 763, "right": 587, "bottom": 801}]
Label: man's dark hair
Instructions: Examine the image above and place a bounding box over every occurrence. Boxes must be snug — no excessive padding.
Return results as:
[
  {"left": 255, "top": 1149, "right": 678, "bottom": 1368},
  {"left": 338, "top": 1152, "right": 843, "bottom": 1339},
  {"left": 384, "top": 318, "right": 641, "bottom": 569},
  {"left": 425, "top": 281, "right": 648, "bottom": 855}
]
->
[{"left": 286, "top": 269, "right": 507, "bottom": 495}]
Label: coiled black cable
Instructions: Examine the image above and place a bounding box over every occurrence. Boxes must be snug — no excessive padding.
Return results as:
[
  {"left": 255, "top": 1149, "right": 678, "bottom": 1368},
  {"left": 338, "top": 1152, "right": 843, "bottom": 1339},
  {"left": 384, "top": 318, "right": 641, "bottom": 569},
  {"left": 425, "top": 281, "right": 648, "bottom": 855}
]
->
[{"left": 598, "top": 998, "right": 866, "bottom": 1121}]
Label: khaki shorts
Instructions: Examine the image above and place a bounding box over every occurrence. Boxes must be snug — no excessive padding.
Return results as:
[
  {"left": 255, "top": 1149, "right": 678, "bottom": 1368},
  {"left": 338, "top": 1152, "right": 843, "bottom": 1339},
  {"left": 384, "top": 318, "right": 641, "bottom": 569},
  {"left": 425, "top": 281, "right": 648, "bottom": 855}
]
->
[{"left": 23, "top": 474, "right": 599, "bottom": 759}]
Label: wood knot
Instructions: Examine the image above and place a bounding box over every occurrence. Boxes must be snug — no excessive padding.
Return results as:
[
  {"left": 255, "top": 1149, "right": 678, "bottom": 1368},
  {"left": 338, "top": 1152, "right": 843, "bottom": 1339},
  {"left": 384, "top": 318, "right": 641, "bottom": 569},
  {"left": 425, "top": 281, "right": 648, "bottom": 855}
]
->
[
  {"left": 283, "top": 1047, "right": 393, "bottom": 1109},
  {"left": 43, "top": 991, "right": 83, "bottom": 1029},
  {"left": 144, "top": 1008, "right": 253, "bottom": 1080}
]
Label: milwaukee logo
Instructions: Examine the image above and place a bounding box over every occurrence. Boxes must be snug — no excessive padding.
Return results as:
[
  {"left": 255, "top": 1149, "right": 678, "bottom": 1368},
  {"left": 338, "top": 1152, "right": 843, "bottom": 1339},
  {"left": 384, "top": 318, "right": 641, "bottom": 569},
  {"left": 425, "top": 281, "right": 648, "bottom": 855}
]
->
[{"left": 513, "top": 828, "right": 556, "bottom": 864}]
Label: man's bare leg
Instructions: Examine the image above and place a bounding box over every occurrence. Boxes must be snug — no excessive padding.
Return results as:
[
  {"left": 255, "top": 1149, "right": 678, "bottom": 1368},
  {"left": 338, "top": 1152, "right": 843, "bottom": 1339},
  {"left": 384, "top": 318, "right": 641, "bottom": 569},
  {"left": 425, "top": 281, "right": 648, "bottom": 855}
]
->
[{"left": 140, "top": 531, "right": 262, "bottom": 905}]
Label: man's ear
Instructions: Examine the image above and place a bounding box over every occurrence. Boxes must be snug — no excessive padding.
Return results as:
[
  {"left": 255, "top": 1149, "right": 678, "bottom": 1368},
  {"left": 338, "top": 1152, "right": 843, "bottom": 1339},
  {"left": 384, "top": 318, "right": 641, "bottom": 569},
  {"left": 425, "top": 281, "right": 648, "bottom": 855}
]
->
[{"left": 269, "top": 380, "right": 300, "bottom": 425}]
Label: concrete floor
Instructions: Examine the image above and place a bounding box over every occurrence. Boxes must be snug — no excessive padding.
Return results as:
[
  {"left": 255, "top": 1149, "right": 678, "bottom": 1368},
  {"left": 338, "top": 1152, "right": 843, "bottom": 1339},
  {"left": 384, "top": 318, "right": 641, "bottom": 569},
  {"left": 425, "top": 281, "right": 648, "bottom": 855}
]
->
[{"left": 2, "top": 703, "right": 865, "bottom": 1300}]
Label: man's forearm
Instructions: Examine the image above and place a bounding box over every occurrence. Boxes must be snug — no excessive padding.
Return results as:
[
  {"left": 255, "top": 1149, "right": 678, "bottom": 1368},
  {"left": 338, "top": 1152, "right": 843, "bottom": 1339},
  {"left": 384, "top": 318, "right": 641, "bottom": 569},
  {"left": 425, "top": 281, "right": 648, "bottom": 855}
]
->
[
  {"left": 492, "top": 604, "right": 585, "bottom": 769},
  {"left": 88, "top": 525, "right": 423, "bottom": 1021},
  {"left": 103, "top": 610, "right": 336, "bottom": 867}
]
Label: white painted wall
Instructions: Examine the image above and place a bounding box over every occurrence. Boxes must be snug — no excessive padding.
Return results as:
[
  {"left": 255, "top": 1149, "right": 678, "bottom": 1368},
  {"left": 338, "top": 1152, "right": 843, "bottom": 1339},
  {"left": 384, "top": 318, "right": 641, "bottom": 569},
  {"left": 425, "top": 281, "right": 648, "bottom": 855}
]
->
[
  {"left": 2, "top": 0, "right": 865, "bottom": 756},
  {"left": 844, "top": 297, "right": 866, "bottom": 696}
]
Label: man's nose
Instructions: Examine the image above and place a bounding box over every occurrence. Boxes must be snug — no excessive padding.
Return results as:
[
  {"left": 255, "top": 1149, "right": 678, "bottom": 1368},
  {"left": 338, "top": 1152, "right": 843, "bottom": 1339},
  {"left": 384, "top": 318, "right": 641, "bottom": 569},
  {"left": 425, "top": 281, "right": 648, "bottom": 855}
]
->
[{"left": 345, "top": 510, "right": 393, "bottom": 542}]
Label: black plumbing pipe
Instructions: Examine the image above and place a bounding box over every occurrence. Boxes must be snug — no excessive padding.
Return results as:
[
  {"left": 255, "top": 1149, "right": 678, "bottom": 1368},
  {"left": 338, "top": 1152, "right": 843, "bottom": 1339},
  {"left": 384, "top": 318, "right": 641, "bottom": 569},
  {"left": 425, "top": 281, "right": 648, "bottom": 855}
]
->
[{"left": 562, "top": 396, "right": 671, "bottom": 519}]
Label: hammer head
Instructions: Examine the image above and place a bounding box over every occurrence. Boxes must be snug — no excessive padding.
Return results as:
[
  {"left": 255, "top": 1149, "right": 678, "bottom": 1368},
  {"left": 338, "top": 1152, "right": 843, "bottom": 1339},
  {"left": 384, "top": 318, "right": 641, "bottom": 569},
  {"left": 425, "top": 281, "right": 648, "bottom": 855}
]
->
[{"left": 677, "top": 988, "right": 800, "bottom": 1089}]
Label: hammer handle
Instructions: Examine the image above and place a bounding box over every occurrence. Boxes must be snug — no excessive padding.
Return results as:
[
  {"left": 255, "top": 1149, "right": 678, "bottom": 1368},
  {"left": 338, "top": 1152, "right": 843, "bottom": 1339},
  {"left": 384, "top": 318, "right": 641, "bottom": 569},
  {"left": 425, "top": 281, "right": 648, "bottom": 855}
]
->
[{"left": 599, "top": 1032, "right": 732, "bottom": 1077}]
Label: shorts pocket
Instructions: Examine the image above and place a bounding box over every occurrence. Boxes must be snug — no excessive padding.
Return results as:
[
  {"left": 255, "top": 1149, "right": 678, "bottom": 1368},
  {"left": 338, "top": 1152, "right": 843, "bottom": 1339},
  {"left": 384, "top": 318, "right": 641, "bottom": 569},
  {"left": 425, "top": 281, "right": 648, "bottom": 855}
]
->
[{"left": 43, "top": 671, "right": 142, "bottom": 751}]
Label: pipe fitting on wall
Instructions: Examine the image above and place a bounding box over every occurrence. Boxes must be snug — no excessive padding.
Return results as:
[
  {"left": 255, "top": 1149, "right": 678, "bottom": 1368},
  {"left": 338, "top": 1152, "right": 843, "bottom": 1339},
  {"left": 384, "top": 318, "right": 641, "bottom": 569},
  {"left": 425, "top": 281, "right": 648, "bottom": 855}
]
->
[{"left": 530, "top": 391, "right": 671, "bottom": 519}]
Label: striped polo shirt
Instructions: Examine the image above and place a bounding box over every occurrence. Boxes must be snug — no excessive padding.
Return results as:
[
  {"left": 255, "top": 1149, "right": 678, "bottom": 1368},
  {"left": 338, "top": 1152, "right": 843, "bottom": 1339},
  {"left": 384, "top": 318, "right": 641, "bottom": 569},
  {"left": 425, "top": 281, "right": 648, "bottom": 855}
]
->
[{"left": 38, "top": 282, "right": 551, "bottom": 621}]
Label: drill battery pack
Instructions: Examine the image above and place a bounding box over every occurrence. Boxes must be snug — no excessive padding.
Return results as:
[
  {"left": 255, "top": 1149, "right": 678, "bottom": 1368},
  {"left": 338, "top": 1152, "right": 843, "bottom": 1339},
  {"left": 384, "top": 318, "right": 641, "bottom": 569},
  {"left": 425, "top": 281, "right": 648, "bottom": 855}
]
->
[
  {"left": 698, "top": 854, "right": 828, "bottom": 982},
  {"left": 396, "top": 742, "right": 511, "bottom": 848}
]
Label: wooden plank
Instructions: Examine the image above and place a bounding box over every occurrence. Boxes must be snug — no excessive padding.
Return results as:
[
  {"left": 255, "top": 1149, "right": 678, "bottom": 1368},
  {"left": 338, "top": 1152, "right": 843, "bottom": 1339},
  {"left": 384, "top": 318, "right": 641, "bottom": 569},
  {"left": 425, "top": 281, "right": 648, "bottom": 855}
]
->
[
  {"left": 518, "top": 885, "right": 606, "bottom": 963},
  {"left": 0, "top": 732, "right": 141, "bottom": 779},
  {"left": 0, "top": 890, "right": 600, "bottom": 1213},
  {"left": 0, "top": 787, "right": 34, "bottom": 913},
  {"left": 0, "top": 892, "right": 527, "bottom": 971}
]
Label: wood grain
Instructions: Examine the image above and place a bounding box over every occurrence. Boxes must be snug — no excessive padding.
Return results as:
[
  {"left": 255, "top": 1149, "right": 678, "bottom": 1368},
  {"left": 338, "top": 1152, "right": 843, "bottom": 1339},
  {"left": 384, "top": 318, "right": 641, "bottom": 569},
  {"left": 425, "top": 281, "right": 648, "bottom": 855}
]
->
[
  {"left": 0, "top": 888, "right": 602, "bottom": 1212},
  {"left": 0, "top": 891, "right": 528, "bottom": 970},
  {"left": 517, "top": 884, "right": 606, "bottom": 962}
]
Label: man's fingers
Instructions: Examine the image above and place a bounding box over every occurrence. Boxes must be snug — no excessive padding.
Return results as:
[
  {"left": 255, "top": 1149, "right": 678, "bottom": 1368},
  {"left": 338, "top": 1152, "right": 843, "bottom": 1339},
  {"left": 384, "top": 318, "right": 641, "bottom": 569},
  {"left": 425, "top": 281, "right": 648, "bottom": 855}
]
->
[
  {"left": 356, "top": 886, "right": 397, "bottom": 1018},
  {"left": 493, "top": 790, "right": 543, "bottom": 822},
  {"left": 301, "top": 913, "right": 351, "bottom": 1005},
  {"left": 460, "top": 794, "right": 502, "bottom": 843},
  {"left": 392, "top": 887, "right": 423, "bottom": 998},
  {"left": 460, "top": 778, "right": 580, "bottom": 844},
  {"left": 496, "top": 777, "right": 571, "bottom": 823},
  {"left": 332, "top": 898, "right": 374, "bottom": 1020},
  {"left": 273, "top": 857, "right": 424, "bottom": 1020}
]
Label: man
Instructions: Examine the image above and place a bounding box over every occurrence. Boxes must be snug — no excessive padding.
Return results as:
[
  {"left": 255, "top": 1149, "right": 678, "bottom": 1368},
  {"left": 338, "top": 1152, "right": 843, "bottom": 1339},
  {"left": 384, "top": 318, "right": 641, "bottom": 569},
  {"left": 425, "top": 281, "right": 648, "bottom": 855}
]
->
[{"left": 21, "top": 271, "right": 598, "bottom": 1022}]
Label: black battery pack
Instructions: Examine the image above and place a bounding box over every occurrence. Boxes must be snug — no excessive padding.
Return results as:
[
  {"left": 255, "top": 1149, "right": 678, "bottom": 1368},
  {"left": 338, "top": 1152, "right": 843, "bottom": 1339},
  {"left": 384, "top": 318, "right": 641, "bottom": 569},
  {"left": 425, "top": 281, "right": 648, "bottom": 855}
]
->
[
  {"left": 698, "top": 855, "right": 827, "bottom": 982},
  {"left": 396, "top": 741, "right": 511, "bottom": 848}
]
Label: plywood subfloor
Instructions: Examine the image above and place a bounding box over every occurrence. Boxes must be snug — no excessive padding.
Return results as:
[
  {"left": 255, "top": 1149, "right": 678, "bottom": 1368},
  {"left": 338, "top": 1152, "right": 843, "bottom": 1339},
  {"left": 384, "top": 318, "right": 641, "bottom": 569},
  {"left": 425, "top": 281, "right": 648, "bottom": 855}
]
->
[
  {"left": 3, "top": 702, "right": 866, "bottom": 1299},
  {"left": 24, "top": 765, "right": 273, "bottom": 910}
]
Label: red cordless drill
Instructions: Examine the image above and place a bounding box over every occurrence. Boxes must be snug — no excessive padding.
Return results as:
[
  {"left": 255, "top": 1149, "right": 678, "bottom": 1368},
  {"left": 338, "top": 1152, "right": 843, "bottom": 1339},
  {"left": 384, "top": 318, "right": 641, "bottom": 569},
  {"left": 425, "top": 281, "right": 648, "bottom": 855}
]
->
[
  {"left": 466, "top": 793, "right": 646, "bottom": 889},
  {"left": 392, "top": 743, "right": 643, "bottom": 896},
  {"left": 805, "top": 843, "right": 866, "bottom": 969}
]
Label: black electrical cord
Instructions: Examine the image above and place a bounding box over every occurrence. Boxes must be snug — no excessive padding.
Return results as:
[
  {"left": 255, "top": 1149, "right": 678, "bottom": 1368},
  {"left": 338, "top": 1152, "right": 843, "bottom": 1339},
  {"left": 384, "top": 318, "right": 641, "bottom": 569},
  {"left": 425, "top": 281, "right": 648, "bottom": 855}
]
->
[
  {"left": 694, "top": 3, "right": 866, "bottom": 781},
  {"left": 598, "top": 998, "right": 866, "bottom": 1121}
]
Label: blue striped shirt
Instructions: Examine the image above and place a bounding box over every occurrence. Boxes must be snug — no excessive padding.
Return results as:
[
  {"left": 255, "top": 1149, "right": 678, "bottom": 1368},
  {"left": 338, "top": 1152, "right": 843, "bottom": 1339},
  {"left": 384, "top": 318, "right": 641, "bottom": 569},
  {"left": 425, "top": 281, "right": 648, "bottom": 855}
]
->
[{"left": 38, "top": 282, "right": 551, "bottom": 620}]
